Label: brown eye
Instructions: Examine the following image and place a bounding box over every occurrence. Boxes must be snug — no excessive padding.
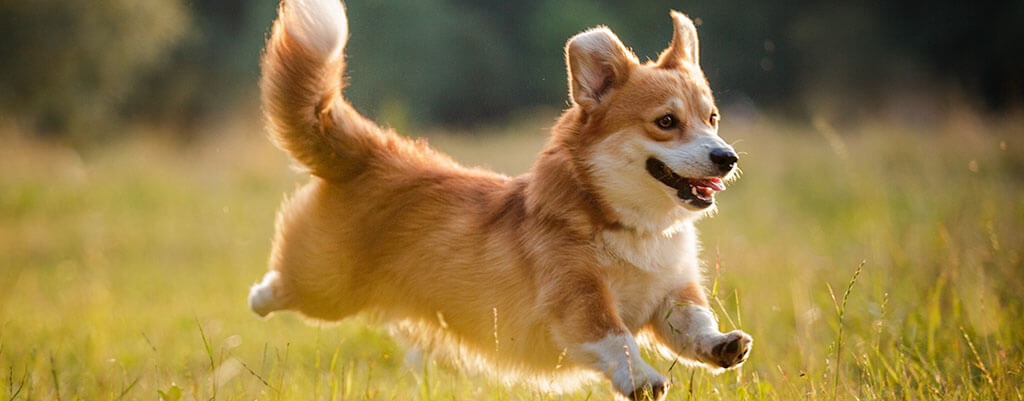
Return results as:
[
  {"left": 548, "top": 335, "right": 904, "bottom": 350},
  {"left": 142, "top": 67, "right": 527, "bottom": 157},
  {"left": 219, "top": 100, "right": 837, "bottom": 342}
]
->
[
  {"left": 656, "top": 114, "right": 677, "bottom": 130},
  {"left": 709, "top": 112, "right": 720, "bottom": 126}
]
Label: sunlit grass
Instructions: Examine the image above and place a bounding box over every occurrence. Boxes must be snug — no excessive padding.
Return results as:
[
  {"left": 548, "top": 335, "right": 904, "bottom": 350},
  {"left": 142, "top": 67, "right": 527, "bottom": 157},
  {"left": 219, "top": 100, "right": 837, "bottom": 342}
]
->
[{"left": 0, "top": 112, "right": 1021, "bottom": 400}]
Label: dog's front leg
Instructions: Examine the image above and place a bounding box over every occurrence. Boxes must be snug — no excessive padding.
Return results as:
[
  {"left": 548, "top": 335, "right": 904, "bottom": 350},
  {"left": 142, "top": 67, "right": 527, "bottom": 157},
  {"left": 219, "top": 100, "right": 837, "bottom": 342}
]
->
[
  {"left": 549, "top": 272, "right": 667, "bottom": 401},
  {"left": 649, "top": 282, "right": 752, "bottom": 370}
]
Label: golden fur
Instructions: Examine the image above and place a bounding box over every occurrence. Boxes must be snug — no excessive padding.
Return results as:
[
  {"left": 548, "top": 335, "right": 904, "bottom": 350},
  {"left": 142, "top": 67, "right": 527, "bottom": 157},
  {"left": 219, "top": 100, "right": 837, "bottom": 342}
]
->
[{"left": 249, "top": 1, "right": 752, "bottom": 399}]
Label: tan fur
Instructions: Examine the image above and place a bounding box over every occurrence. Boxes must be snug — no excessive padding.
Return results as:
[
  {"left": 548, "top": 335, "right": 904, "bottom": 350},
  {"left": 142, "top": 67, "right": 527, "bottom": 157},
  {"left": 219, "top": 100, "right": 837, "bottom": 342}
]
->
[{"left": 250, "top": 1, "right": 751, "bottom": 399}]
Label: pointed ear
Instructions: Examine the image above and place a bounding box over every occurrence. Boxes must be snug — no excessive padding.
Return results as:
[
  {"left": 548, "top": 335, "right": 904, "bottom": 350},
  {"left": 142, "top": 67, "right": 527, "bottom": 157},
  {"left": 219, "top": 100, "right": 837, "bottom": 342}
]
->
[
  {"left": 657, "top": 11, "right": 700, "bottom": 68},
  {"left": 566, "top": 27, "right": 636, "bottom": 111}
]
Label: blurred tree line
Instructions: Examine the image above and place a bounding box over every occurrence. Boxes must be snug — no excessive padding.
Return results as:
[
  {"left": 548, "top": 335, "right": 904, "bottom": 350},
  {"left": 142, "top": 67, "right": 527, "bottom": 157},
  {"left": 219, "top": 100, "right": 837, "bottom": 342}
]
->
[{"left": 1, "top": 0, "right": 1021, "bottom": 141}]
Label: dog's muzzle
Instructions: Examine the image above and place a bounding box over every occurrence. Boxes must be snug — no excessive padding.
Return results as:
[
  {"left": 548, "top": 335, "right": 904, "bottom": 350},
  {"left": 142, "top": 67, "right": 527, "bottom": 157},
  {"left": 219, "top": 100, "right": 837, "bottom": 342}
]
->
[{"left": 645, "top": 157, "right": 726, "bottom": 209}]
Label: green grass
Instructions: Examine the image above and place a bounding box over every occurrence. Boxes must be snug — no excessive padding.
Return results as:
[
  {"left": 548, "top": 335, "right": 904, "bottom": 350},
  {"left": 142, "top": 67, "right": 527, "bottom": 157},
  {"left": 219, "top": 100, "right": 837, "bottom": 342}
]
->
[{"left": 1, "top": 112, "right": 1022, "bottom": 400}]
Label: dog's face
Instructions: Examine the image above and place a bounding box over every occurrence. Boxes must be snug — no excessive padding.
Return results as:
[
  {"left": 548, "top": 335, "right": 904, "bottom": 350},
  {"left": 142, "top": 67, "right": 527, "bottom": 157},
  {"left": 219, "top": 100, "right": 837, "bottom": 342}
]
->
[{"left": 565, "top": 12, "right": 738, "bottom": 231}]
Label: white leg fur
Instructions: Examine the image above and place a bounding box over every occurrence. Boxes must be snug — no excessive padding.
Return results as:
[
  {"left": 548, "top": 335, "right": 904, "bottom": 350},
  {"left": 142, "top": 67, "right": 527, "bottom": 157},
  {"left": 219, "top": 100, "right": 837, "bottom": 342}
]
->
[
  {"left": 579, "top": 334, "right": 667, "bottom": 399},
  {"left": 283, "top": 0, "right": 348, "bottom": 60},
  {"left": 249, "top": 270, "right": 284, "bottom": 317},
  {"left": 677, "top": 305, "right": 720, "bottom": 348},
  {"left": 664, "top": 305, "right": 752, "bottom": 370}
]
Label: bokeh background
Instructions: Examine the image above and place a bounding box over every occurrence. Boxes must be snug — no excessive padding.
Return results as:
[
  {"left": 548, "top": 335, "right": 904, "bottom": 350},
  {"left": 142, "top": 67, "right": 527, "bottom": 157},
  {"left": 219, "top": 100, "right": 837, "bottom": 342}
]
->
[
  {"left": 1, "top": 1, "right": 1022, "bottom": 400},
  {"left": 2, "top": 0, "right": 1023, "bottom": 140}
]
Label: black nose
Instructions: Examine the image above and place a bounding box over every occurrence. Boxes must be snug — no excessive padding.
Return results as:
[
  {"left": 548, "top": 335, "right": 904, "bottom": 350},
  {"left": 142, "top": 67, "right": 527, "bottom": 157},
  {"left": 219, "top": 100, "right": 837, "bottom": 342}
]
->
[{"left": 709, "top": 148, "right": 738, "bottom": 171}]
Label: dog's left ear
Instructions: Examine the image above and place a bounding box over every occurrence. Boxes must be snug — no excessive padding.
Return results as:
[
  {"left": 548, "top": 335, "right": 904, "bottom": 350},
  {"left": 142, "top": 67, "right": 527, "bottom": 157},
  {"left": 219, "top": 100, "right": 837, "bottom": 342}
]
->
[
  {"left": 657, "top": 11, "right": 700, "bottom": 69},
  {"left": 566, "top": 27, "right": 637, "bottom": 111}
]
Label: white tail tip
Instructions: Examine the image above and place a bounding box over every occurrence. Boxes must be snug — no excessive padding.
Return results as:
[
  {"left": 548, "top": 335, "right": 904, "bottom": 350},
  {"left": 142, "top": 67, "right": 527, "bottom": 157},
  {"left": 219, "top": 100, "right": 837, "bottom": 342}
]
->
[{"left": 283, "top": 0, "right": 348, "bottom": 60}]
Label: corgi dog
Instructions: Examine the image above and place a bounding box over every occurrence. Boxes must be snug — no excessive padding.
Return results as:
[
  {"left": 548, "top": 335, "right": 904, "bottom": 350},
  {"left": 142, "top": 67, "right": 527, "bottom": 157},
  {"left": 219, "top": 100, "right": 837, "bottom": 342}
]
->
[{"left": 248, "top": 0, "right": 751, "bottom": 399}]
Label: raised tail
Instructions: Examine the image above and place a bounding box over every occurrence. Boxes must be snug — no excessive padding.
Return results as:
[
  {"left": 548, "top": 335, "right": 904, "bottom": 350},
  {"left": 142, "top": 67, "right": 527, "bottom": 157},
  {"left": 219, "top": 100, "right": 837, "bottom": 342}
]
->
[{"left": 261, "top": 0, "right": 385, "bottom": 181}]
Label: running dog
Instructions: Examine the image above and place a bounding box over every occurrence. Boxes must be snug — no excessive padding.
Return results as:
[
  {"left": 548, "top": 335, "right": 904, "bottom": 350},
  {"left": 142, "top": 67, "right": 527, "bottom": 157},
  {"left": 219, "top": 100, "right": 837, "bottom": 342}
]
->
[{"left": 249, "top": 1, "right": 751, "bottom": 399}]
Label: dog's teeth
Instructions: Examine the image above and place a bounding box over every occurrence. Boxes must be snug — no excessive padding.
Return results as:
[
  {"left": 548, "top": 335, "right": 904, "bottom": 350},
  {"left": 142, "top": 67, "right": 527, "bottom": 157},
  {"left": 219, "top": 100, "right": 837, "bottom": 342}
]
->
[{"left": 691, "top": 187, "right": 699, "bottom": 196}]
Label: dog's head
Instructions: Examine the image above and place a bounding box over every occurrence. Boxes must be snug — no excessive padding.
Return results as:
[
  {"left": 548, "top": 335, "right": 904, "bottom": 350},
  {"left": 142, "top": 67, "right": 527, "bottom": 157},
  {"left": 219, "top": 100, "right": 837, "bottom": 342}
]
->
[{"left": 563, "top": 12, "right": 737, "bottom": 232}]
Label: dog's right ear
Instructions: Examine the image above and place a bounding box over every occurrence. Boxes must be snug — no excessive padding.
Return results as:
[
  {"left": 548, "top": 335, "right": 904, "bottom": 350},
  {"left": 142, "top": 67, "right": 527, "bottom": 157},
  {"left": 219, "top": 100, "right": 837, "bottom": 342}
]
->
[{"left": 565, "top": 28, "right": 637, "bottom": 111}]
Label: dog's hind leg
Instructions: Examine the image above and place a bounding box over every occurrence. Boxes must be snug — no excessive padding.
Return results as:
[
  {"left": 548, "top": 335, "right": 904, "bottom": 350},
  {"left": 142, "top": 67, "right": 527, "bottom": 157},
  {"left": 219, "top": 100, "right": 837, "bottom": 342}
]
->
[{"left": 249, "top": 179, "right": 363, "bottom": 321}]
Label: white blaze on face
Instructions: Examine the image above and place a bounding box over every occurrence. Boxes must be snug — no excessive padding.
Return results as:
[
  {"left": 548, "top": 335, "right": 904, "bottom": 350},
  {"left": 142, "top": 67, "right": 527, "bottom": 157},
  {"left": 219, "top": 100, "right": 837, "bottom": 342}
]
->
[{"left": 645, "top": 100, "right": 730, "bottom": 180}]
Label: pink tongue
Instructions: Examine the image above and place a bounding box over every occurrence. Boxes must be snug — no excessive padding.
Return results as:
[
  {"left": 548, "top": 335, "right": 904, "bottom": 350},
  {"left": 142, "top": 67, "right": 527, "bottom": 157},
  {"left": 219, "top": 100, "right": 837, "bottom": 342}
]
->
[{"left": 693, "top": 178, "right": 726, "bottom": 191}]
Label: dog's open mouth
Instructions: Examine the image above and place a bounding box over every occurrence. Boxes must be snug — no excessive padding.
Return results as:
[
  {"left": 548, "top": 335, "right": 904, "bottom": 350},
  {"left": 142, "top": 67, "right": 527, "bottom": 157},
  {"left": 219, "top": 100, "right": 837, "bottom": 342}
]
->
[{"left": 645, "top": 157, "right": 726, "bottom": 209}]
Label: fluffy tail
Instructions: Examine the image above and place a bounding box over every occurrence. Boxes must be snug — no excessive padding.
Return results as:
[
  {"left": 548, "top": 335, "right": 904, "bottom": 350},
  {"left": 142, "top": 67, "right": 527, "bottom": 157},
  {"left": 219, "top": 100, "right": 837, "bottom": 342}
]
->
[{"left": 261, "top": 0, "right": 385, "bottom": 181}]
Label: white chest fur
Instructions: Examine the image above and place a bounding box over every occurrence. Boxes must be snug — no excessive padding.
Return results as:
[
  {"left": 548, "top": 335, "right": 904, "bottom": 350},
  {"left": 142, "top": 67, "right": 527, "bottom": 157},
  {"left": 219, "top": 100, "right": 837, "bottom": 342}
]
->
[
  {"left": 597, "top": 220, "right": 702, "bottom": 330},
  {"left": 599, "top": 220, "right": 699, "bottom": 275}
]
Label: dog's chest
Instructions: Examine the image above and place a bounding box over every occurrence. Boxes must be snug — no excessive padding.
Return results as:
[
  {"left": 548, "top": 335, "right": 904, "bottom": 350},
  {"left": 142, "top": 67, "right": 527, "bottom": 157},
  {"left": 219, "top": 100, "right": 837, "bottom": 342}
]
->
[{"left": 597, "top": 221, "right": 701, "bottom": 329}]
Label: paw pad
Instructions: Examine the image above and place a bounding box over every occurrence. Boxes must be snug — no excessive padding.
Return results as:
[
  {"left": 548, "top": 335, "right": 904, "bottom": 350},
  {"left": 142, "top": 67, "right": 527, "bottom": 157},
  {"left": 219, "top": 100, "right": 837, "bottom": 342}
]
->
[{"left": 710, "top": 331, "right": 752, "bottom": 369}]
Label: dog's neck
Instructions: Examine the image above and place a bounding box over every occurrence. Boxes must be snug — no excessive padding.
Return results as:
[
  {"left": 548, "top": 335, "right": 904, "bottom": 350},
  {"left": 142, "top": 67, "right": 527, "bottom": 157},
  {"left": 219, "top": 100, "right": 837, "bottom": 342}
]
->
[
  {"left": 525, "top": 144, "right": 623, "bottom": 233},
  {"left": 524, "top": 146, "right": 699, "bottom": 274}
]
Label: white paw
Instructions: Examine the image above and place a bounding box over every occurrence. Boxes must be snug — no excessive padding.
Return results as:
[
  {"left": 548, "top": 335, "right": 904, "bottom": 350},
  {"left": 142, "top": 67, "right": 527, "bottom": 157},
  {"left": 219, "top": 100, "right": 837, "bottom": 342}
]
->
[
  {"left": 610, "top": 357, "right": 667, "bottom": 401},
  {"left": 702, "top": 330, "right": 752, "bottom": 369},
  {"left": 248, "top": 271, "right": 283, "bottom": 317},
  {"left": 618, "top": 371, "right": 668, "bottom": 401},
  {"left": 581, "top": 334, "right": 669, "bottom": 400}
]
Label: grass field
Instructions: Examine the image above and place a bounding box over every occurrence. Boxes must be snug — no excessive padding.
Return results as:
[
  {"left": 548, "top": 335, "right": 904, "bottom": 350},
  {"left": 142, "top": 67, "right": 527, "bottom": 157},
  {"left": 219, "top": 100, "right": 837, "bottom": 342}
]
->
[{"left": 1, "top": 111, "right": 1022, "bottom": 400}]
